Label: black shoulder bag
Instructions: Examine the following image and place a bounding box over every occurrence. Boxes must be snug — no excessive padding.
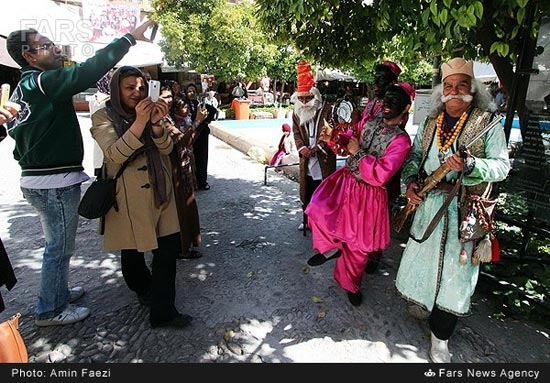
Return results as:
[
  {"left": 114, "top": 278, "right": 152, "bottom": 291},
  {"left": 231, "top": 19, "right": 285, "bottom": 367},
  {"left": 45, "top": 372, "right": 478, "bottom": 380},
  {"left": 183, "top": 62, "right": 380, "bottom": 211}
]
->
[{"left": 78, "top": 158, "right": 132, "bottom": 219}]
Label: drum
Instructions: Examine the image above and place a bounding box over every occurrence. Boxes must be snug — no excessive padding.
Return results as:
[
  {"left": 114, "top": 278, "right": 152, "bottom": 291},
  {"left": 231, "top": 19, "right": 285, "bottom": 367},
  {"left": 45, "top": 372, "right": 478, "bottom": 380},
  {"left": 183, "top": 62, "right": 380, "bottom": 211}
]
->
[{"left": 324, "top": 122, "right": 359, "bottom": 157}]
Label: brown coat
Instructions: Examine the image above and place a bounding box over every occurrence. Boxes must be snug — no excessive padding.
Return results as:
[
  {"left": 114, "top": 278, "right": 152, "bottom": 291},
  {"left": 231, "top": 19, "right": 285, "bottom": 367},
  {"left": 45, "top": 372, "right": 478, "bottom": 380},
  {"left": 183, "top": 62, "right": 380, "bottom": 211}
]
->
[
  {"left": 91, "top": 108, "right": 179, "bottom": 253},
  {"left": 292, "top": 102, "right": 337, "bottom": 205},
  {"left": 166, "top": 119, "right": 201, "bottom": 253}
]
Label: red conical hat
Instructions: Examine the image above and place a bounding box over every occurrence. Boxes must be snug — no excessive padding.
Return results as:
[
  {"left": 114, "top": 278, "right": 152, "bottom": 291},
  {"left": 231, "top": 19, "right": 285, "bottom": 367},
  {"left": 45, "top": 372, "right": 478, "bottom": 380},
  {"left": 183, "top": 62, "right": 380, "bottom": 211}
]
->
[{"left": 296, "top": 61, "right": 316, "bottom": 96}]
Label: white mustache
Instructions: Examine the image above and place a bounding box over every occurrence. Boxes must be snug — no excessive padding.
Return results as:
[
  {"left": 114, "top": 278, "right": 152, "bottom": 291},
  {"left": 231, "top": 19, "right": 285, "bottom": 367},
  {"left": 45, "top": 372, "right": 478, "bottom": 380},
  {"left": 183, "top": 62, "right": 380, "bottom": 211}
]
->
[
  {"left": 294, "top": 98, "right": 320, "bottom": 123},
  {"left": 295, "top": 105, "right": 317, "bottom": 124},
  {"left": 441, "top": 94, "right": 473, "bottom": 103}
]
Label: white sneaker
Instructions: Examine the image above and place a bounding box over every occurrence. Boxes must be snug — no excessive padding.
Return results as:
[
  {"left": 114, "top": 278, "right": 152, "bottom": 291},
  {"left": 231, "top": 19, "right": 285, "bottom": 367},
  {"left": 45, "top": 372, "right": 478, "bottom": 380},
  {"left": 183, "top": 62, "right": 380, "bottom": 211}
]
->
[
  {"left": 430, "top": 332, "right": 451, "bottom": 363},
  {"left": 69, "top": 286, "right": 85, "bottom": 303},
  {"left": 35, "top": 304, "right": 91, "bottom": 327},
  {"left": 407, "top": 303, "right": 430, "bottom": 320},
  {"left": 298, "top": 223, "right": 304, "bottom": 231}
]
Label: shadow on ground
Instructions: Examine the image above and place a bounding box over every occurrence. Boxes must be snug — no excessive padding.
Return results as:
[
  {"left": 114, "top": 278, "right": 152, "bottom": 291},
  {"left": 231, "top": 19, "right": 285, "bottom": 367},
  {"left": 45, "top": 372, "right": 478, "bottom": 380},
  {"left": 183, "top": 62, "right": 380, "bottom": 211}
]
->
[{"left": 0, "top": 138, "right": 548, "bottom": 363}]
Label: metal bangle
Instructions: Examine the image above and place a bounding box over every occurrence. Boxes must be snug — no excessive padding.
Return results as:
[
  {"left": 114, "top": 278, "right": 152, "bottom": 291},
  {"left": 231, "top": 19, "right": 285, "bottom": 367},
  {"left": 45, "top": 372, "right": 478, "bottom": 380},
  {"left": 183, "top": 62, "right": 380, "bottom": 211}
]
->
[{"left": 353, "top": 150, "right": 365, "bottom": 161}]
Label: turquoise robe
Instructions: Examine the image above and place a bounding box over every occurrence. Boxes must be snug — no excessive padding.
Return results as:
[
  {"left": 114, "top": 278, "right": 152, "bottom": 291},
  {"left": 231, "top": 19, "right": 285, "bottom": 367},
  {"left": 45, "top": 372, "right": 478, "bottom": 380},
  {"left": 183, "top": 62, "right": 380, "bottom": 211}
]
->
[{"left": 396, "top": 109, "right": 510, "bottom": 316}]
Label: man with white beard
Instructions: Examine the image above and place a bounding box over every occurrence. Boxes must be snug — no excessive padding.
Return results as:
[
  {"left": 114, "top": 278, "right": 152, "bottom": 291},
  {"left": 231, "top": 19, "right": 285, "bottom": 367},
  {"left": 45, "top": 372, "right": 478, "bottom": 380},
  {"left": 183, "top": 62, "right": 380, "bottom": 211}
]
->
[
  {"left": 395, "top": 57, "right": 510, "bottom": 363},
  {"left": 291, "top": 61, "right": 336, "bottom": 237}
]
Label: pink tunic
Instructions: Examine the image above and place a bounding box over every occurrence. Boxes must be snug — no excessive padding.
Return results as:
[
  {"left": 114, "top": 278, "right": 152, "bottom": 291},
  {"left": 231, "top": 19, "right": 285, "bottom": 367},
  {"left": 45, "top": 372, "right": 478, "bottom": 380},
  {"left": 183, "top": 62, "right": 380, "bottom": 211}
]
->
[
  {"left": 306, "top": 133, "right": 410, "bottom": 252},
  {"left": 305, "top": 130, "right": 410, "bottom": 292}
]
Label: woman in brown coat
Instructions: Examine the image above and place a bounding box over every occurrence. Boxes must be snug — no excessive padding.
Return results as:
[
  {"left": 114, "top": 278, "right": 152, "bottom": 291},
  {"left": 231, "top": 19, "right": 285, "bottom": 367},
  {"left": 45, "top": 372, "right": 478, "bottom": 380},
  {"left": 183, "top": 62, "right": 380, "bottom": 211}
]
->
[
  {"left": 160, "top": 86, "right": 206, "bottom": 260},
  {"left": 91, "top": 66, "right": 191, "bottom": 329}
]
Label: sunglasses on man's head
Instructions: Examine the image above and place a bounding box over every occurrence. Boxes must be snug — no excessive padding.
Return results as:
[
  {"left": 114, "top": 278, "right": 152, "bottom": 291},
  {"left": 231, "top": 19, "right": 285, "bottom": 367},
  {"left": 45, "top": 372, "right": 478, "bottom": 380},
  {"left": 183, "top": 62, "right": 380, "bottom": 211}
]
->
[{"left": 30, "top": 42, "right": 56, "bottom": 53}]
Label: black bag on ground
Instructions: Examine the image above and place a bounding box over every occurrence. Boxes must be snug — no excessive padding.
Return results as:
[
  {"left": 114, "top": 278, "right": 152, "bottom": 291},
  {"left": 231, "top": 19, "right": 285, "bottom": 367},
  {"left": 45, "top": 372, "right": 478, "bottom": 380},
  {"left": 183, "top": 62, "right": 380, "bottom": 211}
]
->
[{"left": 78, "top": 158, "right": 132, "bottom": 219}]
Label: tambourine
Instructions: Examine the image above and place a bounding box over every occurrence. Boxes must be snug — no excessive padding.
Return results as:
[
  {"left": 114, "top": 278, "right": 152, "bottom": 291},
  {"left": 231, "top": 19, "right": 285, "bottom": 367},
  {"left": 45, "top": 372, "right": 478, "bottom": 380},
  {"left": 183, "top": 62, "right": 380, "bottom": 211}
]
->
[
  {"left": 335, "top": 100, "right": 353, "bottom": 123},
  {"left": 323, "top": 121, "right": 359, "bottom": 156}
]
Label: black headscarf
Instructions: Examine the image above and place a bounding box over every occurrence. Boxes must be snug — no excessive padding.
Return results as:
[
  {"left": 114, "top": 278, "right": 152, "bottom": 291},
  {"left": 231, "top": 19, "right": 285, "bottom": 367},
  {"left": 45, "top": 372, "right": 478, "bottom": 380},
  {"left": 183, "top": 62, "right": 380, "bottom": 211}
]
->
[{"left": 105, "top": 66, "right": 168, "bottom": 208}]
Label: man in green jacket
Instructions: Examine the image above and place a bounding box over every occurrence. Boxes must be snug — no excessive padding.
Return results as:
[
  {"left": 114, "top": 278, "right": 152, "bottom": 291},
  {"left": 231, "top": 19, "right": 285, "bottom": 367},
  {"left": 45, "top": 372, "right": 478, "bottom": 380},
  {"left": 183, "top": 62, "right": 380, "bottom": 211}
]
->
[{"left": 6, "top": 20, "right": 154, "bottom": 327}]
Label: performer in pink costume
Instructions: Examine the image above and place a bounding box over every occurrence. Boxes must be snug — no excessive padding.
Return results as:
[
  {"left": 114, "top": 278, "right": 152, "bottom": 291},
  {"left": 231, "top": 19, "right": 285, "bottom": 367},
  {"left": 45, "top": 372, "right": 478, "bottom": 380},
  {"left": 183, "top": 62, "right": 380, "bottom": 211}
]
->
[
  {"left": 305, "top": 83, "right": 414, "bottom": 306},
  {"left": 357, "top": 60, "right": 401, "bottom": 130},
  {"left": 358, "top": 60, "right": 402, "bottom": 273}
]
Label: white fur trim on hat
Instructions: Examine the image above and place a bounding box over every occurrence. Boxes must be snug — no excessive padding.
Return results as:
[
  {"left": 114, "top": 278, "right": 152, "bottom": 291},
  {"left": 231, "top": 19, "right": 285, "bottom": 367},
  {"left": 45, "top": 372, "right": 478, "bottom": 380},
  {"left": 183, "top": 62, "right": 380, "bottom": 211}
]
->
[
  {"left": 441, "top": 58, "right": 474, "bottom": 81},
  {"left": 291, "top": 87, "right": 322, "bottom": 104},
  {"left": 295, "top": 87, "right": 320, "bottom": 98}
]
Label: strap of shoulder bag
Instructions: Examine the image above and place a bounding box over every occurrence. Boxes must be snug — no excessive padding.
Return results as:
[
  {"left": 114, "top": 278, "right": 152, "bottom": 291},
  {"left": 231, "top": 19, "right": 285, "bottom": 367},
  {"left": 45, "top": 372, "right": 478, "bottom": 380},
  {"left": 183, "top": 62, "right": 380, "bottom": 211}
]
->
[
  {"left": 409, "top": 172, "right": 463, "bottom": 244},
  {"left": 112, "top": 147, "right": 146, "bottom": 180},
  {"left": 113, "top": 157, "right": 132, "bottom": 180}
]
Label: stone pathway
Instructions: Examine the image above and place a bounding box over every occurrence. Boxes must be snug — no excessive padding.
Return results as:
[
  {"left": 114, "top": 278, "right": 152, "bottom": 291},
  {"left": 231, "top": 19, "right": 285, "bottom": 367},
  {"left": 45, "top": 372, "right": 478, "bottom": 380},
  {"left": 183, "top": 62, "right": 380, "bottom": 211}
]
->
[{"left": 0, "top": 115, "right": 548, "bottom": 365}]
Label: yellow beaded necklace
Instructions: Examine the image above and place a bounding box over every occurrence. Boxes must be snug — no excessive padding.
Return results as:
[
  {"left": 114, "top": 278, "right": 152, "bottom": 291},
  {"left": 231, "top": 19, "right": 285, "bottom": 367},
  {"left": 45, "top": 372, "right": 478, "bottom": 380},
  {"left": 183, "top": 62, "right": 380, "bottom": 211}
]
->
[{"left": 436, "top": 111, "right": 468, "bottom": 152}]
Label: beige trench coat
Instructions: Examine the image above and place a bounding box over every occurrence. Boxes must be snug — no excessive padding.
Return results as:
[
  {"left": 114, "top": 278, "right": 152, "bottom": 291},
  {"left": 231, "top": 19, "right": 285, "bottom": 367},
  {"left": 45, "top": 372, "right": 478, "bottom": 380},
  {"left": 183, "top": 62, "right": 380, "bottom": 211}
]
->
[{"left": 91, "top": 108, "right": 179, "bottom": 253}]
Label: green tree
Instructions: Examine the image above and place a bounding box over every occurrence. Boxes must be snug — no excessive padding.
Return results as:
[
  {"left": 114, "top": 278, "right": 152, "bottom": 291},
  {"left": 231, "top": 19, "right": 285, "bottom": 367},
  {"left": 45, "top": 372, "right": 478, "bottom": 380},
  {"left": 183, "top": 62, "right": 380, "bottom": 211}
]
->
[
  {"left": 264, "top": 46, "right": 299, "bottom": 102},
  {"left": 255, "top": 0, "right": 545, "bottom": 79},
  {"left": 256, "top": 0, "right": 549, "bottom": 134},
  {"left": 152, "top": 0, "right": 297, "bottom": 85}
]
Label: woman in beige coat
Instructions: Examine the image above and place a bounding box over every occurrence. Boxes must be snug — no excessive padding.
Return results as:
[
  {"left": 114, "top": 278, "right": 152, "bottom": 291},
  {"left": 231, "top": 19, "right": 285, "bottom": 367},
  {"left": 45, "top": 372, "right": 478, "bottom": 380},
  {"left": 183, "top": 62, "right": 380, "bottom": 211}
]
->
[{"left": 91, "top": 66, "right": 191, "bottom": 329}]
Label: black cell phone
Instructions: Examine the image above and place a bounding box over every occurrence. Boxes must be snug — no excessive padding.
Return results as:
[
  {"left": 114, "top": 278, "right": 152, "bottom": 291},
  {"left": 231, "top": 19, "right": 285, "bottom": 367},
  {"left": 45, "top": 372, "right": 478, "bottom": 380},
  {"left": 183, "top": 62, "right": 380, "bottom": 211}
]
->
[{"left": 150, "top": 24, "right": 158, "bottom": 41}]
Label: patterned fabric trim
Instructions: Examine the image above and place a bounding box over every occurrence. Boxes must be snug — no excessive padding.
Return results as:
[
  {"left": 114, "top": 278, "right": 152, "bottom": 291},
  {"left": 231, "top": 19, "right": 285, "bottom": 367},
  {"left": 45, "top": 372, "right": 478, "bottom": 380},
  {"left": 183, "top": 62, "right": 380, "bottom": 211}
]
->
[
  {"left": 420, "top": 116, "right": 438, "bottom": 163},
  {"left": 458, "top": 109, "right": 494, "bottom": 197},
  {"left": 420, "top": 107, "right": 494, "bottom": 198},
  {"left": 346, "top": 119, "right": 403, "bottom": 182},
  {"left": 434, "top": 213, "right": 448, "bottom": 304},
  {"left": 394, "top": 288, "right": 472, "bottom": 318}
]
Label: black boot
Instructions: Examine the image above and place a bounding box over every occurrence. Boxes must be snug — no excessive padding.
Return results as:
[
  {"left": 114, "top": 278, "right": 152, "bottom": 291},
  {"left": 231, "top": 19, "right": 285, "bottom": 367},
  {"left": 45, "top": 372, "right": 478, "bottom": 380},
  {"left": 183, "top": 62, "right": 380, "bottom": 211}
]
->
[
  {"left": 365, "top": 250, "right": 382, "bottom": 274},
  {"left": 307, "top": 250, "right": 341, "bottom": 266},
  {"left": 365, "top": 259, "right": 380, "bottom": 274},
  {"left": 347, "top": 291, "right": 363, "bottom": 306}
]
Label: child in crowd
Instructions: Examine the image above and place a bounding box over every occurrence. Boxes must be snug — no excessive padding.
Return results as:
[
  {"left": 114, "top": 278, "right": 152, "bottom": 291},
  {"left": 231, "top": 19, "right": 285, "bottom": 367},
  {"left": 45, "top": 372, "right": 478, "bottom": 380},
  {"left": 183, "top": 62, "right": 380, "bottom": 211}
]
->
[{"left": 270, "top": 123, "right": 297, "bottom": 169}]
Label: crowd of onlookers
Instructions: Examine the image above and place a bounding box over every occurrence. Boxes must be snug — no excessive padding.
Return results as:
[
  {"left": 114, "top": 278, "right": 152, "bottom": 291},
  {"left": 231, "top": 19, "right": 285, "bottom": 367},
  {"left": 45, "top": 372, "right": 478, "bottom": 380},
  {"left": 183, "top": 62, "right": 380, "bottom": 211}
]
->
[
  {"left": 0, "top": 19, "right": 524, "bottom": 365},
  {"left": 1, "top": 20, "right": 214, "bottom": 330}
]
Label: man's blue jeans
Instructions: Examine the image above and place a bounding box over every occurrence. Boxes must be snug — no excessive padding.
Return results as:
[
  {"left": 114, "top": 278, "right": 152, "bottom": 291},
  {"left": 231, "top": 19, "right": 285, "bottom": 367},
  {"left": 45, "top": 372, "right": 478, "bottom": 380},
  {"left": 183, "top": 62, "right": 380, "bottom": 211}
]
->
[{"left": 21, "top": 184, "right": 81, "bottom": 319}]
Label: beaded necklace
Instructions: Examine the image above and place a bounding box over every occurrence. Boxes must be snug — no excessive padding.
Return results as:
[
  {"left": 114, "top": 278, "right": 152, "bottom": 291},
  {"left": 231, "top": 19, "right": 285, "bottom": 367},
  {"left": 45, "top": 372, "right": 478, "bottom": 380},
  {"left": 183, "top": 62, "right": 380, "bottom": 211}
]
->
[{"left": 436, "top": 110, "right": 468, "bottom": 152}]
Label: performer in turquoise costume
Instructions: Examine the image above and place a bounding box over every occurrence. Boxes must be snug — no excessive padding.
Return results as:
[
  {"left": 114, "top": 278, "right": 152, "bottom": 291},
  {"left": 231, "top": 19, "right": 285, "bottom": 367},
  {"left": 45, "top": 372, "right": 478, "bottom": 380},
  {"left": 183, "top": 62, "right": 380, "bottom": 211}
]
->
[{"left": 395, "top": 57, "right": 510, "bottom": 363}]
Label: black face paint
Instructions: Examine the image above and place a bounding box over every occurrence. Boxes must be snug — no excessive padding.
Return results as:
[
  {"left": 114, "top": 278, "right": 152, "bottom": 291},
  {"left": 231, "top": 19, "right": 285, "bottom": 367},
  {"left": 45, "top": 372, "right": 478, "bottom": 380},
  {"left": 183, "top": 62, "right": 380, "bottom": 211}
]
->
[
  {"left": 374, "top": 67, "right": 397, "bottom": 98},
  {"left": 382, "top": 86, "right": 410, "bottom": 120}
]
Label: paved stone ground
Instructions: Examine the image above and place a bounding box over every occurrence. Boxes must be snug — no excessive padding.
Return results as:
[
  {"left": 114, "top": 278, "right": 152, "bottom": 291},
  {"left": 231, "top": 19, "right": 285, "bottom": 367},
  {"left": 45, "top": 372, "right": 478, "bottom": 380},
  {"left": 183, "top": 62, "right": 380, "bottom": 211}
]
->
[{"left": 0, "top": 113, "right": 548, "bottom": 364}]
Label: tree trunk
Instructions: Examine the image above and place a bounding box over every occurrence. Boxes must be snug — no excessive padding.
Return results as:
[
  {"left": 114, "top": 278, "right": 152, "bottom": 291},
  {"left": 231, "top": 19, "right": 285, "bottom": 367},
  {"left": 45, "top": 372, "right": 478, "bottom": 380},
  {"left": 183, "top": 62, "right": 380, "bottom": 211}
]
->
[
  {"left": 273, "top": 79, "right": 278, "bottom": 103},
  {"left": 431, "top": 55, "right": 441, "bottom": 88},
  {"left": 475, "top": 1, "right": 540, "bottom": 143},
  {"left": 508, "top": 1, "right": 539, "bottom": 143}
]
